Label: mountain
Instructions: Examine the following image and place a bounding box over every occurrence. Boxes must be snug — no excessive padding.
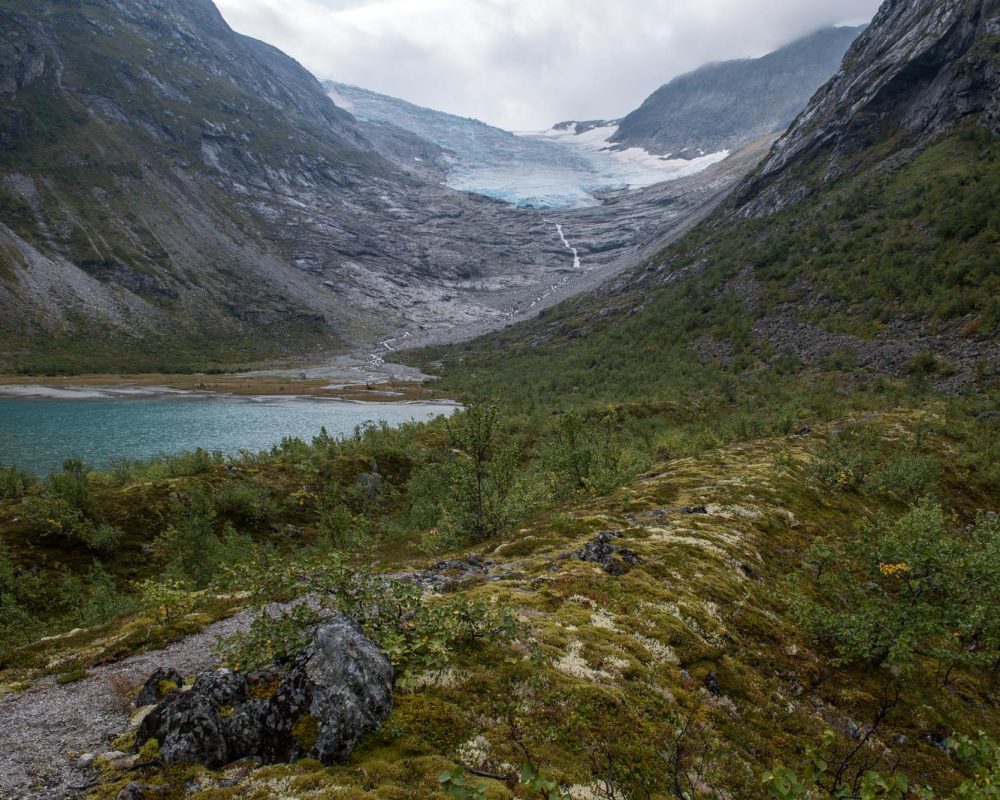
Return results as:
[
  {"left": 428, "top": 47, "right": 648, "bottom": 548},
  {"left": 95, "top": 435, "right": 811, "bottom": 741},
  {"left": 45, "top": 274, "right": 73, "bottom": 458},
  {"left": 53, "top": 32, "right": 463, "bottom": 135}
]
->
[
  {"left": 426, "top": 0, "right": 1000, "bottom": 396},
  {"left": 0, "top": 0, "right": 570, "bottom": 372},
  {"left": 739, "top": 0, "right": 1000, "bottom": 214},
  {"left": 608, "top": 26, "right": 865, "bottom": 159}
]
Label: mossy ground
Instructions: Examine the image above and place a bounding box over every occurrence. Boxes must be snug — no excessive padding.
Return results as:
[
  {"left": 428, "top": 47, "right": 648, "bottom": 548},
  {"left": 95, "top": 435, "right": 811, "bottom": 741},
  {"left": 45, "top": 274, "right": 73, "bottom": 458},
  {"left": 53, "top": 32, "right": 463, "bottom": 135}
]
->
[{"left": 52, "top": 408, "right": 999, "bottom": 799}]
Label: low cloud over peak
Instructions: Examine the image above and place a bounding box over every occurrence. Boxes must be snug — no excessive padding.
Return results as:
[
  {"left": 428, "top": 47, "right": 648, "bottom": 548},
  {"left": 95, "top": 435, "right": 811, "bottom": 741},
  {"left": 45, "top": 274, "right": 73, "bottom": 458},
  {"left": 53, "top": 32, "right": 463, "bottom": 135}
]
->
[{"left": 216, "top": 0, "right": 880, "bottom": 130}]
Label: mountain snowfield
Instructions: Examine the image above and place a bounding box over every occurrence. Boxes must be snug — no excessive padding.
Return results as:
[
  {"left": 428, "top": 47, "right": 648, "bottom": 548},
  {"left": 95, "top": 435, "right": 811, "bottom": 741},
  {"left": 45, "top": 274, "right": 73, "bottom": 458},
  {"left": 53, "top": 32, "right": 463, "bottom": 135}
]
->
[
  {"left": 516, "top": 123, "right": 729, "bottom": 204},
  {"left": 326, "top": 82, "right": 726, "bottom": 209}
]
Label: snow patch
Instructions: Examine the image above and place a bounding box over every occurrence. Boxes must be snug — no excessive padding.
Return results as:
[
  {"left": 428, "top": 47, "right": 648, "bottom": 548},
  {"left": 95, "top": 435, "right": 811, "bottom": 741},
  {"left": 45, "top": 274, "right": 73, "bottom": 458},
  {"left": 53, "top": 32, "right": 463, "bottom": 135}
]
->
[{"left": 520, "top": 123, "right": 729, "bottom": 191}]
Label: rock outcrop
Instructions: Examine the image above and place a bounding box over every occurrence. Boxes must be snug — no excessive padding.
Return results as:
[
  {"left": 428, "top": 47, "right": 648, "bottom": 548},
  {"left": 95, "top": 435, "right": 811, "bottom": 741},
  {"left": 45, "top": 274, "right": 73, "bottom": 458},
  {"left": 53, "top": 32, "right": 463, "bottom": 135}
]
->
[
  {"left": 570, "top": 531, "right": 640, "bottom": 576},
  {"left": 739, "top": 0, "right": 1000, "bottom": 215},
  {"left": 134, "top": 667, "right": 183, "bottom": 708},
  {"left": 135, "top": 617, "right": 393, "bottom": 768}
]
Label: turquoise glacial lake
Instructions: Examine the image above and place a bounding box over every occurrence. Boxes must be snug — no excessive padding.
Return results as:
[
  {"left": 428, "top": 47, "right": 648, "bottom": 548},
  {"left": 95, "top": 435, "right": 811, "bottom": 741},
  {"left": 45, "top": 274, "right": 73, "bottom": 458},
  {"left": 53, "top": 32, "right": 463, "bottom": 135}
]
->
[{"left": 0, "top": 392, "right": 458, "bottom": 475}]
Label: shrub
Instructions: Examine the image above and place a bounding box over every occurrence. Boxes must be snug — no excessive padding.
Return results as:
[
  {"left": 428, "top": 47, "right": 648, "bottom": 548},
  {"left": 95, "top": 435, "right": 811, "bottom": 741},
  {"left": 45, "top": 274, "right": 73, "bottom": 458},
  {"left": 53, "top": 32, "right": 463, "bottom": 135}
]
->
[
  {"left": 217, "top": 553, "right": 518, "bottom": 674},
  {"left": 0, "top": 465, "right": 35, "bottom": 499},
  {"left": 793, "top": 500, "right": 1000, "bottom": 675},
  {"left": 20, "top": 460, "right": 94, "bottom": 540},
  {"left": 764, "top": 730, "right": 1000, "bottom": 799},
  {"left": 49, "top": 459, "right": 93, "bottom": 515},
  {"left": 76, "top": 521, "right": 125, "bottom": 553},
  {"left": 0, "top": 545, "right": 40, "bottom": 646},
  {"left": 446, "top": 403, "right": 522, "bottom": 541},
  {"left": 164, "top": 448, "right": 222, "bottom": 477},
  {"left": 868, "top": 452, "right": 940, "bottom": 501},
  {"left": 133, "top": 578, "right": 196, "bottom": 624},
  {"left": 217, "top": 480, "right": 274, "bottom": 525},
  {"left": 157, "top": 493, "right": 251, "bottom": 588},
  {"left": 315, "top": 489, "right": 357, "bottom": 550}
]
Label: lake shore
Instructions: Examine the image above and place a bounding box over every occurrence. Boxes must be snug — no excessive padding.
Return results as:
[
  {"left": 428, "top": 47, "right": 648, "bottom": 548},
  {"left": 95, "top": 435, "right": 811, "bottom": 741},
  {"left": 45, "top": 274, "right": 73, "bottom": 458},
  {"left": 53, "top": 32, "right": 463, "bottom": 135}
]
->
[{"left": 0, "top": 354, "right": 446, "bottom": 403}]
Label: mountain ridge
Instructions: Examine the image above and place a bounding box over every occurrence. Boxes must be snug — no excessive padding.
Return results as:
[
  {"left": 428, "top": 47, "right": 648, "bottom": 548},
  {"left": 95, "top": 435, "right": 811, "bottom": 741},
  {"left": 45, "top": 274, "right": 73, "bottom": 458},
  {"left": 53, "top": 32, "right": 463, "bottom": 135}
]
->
[
  {"left": 738, "top": 0, "right": 1000, "bottom": 215},
  {"left": 608, "top": 25, "right": 865, "bottom": 159}
]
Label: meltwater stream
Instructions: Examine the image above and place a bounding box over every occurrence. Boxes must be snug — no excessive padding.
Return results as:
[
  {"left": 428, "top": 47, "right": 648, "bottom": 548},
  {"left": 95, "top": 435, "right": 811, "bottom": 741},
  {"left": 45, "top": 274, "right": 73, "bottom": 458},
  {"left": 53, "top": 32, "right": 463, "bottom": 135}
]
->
[{"left": 0, "top": 394, "right": 458, "bottom": 475}]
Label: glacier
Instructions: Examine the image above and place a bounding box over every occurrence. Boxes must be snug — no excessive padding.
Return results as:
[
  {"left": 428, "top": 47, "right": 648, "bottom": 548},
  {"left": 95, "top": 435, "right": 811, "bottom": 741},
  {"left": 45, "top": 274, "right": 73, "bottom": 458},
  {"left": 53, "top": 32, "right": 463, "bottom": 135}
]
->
[{"left": 325, "top": 82, "right": 727, "bottom": 210}]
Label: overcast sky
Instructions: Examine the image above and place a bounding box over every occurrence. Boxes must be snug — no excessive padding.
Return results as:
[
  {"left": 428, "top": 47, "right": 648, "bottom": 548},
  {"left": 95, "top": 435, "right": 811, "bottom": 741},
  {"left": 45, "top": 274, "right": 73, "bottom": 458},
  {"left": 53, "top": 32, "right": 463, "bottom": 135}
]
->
[{"left": 215, "top": 0, "right": 881, "bottom": 131}]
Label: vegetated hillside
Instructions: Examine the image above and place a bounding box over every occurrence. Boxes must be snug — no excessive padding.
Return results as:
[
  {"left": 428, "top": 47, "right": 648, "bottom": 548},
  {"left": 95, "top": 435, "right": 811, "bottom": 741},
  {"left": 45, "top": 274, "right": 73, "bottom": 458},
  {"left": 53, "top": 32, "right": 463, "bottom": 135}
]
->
[
  {"left": 3, "top": 403, "right": 1000, "bottom": 799},
  {"left": 609, "top": 26, "right": 864, "bottom": 159},
  {"left": 0, "top": 0, "right": 563, "bottom": 373}
]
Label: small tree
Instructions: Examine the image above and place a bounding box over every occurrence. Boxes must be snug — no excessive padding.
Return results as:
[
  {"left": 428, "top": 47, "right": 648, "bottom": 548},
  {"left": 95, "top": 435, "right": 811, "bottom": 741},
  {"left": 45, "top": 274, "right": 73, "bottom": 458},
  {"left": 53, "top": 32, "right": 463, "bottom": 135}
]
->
[{"left": 446, "top": 402, "right": 520, "bottom": 541}]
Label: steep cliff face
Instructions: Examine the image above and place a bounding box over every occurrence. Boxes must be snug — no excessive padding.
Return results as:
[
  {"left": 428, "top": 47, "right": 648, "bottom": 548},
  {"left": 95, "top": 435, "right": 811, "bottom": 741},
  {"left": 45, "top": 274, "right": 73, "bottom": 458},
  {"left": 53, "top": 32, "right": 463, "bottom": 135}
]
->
[
  {"left": 739, "top": 0, "right": 1000, "bottom": 215},
  {"left": 609, "top": 26, "right": 863, "bottom": 159},
  {"left": 0, "top": 0, "right": 566, "bottom": 370}
]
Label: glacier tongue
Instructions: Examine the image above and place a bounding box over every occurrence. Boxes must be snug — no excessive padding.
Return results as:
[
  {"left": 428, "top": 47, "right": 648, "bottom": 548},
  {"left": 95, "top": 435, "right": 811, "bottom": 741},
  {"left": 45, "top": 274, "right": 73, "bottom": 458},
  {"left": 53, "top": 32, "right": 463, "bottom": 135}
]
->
[{"left": 324, "top": 82, "right": 727, "bottom": 211}]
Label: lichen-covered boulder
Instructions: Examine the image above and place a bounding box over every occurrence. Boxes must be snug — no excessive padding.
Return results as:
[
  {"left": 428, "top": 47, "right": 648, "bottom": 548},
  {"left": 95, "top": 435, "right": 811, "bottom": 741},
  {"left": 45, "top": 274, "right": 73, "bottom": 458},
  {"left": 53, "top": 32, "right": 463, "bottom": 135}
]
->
[
  {"left": 191, "top": 669, "right": 248, "bottom": 708},
  {"left": 137, "top": 692, "right": 228, "bottom": 767},
  {"left": 135, "top": 667, "right": 183, "bottom": 707},
  {"left": 222, "top": 699, "right": 269, "bottom": 762},
  {"left": 574, "top": 531, "right": 640, "bottom": 575},
  {"left": 131, "top": 616, "right": 393, "bottom": 769},
  {"left": 261, "top": 617, "right": 394, "bottom": 765}
]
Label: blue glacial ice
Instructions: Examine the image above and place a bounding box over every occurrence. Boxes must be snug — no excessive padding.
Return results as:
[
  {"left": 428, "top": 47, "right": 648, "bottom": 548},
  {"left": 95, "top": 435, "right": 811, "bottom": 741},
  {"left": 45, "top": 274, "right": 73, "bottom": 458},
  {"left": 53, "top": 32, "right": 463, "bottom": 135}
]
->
[{"left": 326, "top": 83, "right": 727, "bottom": 211}]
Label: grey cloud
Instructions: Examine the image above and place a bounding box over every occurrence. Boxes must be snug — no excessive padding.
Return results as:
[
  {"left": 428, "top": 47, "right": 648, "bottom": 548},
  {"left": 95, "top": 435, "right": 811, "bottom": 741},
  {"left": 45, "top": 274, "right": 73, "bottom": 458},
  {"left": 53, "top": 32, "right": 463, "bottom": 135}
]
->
[{"left": 215, "top": 0, "right": 882, "bottom": 130}]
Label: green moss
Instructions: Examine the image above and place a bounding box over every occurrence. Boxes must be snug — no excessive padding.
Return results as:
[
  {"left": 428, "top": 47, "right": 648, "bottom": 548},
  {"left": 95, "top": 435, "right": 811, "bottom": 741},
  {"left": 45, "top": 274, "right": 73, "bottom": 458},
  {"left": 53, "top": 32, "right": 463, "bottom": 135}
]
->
[
  {"left": 55, "top": 667, "right": 88, "bottom": 684},
  {"left": 292, "top": 714, "right": 320, "bottom": 753}
]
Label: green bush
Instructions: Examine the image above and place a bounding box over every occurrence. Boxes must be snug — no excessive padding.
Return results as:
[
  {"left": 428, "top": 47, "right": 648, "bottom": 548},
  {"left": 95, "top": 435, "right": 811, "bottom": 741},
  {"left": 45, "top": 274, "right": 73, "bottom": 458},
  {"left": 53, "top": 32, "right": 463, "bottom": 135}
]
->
[
  {"left": 0, "top": 465, "right": 35, "bottom": 500},
  {"left": 217, "top": 552, "right": 518, "bottom": 673},
  {"left": 445, "top": 403, "right": 522, "bottom": 541},
  {"left": 315, "top": 489, "right": 357, "bottom": 550},
  {"left": 20, "top": 459, "right": 97, "bottom": 538},
  {"left": 868, "top": 452, "right": 940, "bottom": 501},
  {"left": 217, "top": 480, "right": 275, "bottom": 525},
  {"left": 164, "top": 448, "right": 222, "bottom": 477},
  {"left": 157, "top": 492, "right": 251, "bottom": 588},
  {"left": 764, "top": 729, "right": 1000, "bottom": 799},
  {"left": 793, "top": 500, "right": 1000, "bottom": 675}
]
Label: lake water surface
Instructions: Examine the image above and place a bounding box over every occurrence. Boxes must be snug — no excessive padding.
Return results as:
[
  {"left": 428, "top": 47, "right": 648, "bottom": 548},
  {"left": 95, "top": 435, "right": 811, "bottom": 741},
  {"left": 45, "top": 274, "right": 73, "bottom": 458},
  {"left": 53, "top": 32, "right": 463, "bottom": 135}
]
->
[{"left": 0, "top": 393, "right": 457, "bottom": 475}]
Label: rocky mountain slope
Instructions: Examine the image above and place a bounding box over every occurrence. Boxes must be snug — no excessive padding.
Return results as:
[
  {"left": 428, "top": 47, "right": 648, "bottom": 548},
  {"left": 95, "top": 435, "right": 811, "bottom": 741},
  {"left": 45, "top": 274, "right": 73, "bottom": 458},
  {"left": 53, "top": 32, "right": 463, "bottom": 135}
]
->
[
  {"left": 609, "top": 26, "right": 865, "bottom": 159},
  {"left": 0, "top": 0, "right": 772, "bottom": 374},
  {"left": 739, "top": 0, "right": 1000, "bottom": 214},
  {"left": 0, "top": 0, "right": 572, "bottom": 372}
]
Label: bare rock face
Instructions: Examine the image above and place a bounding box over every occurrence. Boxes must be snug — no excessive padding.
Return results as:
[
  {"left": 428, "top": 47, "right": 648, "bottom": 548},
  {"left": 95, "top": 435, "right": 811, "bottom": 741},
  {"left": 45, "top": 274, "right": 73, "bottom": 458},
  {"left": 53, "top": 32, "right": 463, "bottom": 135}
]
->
[
  {"left": 0, "top": 14, "right": 53, "bottom": 98},
  {"left": 134, "top": 618, "right": 393, "bottom": 769},
  {"left": 609, "top": 26, "right": 863, "bottom": 159},
  {"left": 739, "top": 0, "right": 1000, "bottom": 215}
]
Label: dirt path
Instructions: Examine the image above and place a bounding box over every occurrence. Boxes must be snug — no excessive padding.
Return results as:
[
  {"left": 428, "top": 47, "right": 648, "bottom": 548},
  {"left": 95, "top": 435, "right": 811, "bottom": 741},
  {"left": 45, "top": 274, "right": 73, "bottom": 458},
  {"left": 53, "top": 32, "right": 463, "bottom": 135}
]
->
[{"left": 0, "top": 611, "right": 254, "bottom": 800}]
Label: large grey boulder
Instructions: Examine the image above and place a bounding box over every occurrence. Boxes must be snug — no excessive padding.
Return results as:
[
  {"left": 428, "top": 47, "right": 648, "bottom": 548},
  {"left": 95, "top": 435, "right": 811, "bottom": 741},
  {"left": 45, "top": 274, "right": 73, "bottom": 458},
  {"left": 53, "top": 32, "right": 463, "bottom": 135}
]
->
[
  {"left": 191, "top": 669, "right": 249, "bottom": 708},
  {"left": 134, "top": 616, "right": 393, "bottom": 768},
  {"left": 137, "top": 692, "right": 229, "bottom": 768},
  {"left": 261, "top": 617, "right": 395, "bottom": 765}
]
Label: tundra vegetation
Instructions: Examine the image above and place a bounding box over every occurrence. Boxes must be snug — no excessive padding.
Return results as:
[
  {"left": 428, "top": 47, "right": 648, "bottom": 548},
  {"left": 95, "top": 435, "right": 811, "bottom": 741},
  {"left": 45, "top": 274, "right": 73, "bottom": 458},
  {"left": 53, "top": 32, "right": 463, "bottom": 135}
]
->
[{"left": 1, "top": 125, "right": 999, "bottom": 798}]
